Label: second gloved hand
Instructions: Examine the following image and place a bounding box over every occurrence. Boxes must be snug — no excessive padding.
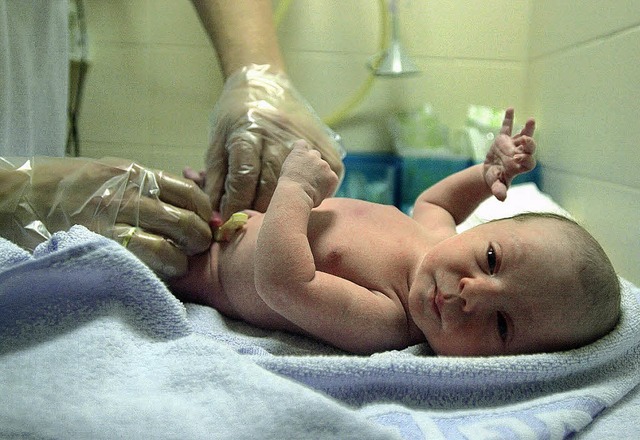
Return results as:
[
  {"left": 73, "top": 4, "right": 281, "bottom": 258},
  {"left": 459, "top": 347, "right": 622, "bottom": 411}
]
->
[{"left": 0, "top": 157, "right": 212, "bottom": 278}]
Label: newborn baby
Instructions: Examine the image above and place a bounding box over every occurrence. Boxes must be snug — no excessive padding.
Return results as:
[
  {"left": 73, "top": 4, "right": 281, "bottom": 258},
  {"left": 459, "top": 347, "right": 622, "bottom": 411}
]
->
[{"left": 170, "top": 109, "right": 620, "bottom": 356}]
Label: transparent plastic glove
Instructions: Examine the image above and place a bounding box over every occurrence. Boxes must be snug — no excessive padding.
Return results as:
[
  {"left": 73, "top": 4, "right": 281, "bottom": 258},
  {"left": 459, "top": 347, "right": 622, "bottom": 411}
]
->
[
  {"left": 203, "top": 64, "right": 345, "bottom": 220},
  {"left": 0, "top": 157, "right": 212, "bottom": 278}
]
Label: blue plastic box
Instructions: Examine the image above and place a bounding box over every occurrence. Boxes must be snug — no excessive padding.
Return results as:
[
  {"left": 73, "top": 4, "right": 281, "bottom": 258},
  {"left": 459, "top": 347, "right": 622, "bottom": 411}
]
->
[
  {"left": 336, "top": 153, "right": 540, "bottom": 213},
  {"left": 400, "top": 155, "right": 473, "bottom": 210},
  {"left": 335, "top": 153, "right": 401, "bottom": 206}
]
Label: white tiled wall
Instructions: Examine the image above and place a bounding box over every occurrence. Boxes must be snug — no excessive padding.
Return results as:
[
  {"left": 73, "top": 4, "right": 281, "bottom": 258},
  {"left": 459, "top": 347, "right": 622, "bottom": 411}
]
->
[
  {"left": 528, "top": 2, "right": 640, "bottom": 284},
  {"left": 81, "top": 0, "right": 221, "bottom": 172},
  {"left": 79, "top": 0, "right": 639, "bottom": 284},
  {"left": 80, "top": 0, "right": 531, "bottom": 171}
]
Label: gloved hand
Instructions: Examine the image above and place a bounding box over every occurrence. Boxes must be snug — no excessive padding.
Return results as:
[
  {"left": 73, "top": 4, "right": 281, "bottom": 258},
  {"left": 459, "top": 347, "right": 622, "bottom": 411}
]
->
[
  {"left": 200, "top": 64, "right": 345, "bottom": 220},
  {"left": 0, "top": 157, "right": 212, "bottom": 278}
]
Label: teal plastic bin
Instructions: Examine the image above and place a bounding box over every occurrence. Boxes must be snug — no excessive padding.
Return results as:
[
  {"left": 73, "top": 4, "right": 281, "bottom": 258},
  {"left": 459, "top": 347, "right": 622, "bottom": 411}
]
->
[
  {"left": 400, "top": 155, "right": 472, "bottom": 212},
  {"left": 335, "top": 153, "right": 401, "bottom": 206}
]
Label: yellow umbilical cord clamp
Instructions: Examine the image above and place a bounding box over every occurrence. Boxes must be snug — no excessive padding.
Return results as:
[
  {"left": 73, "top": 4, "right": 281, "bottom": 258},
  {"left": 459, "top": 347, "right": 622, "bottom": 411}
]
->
[
  {"left": 214, "top": 212, "right": 249, "bottom": 241},
  {"left": 121, "top": 227, "right": 137, "bottom": 248}
]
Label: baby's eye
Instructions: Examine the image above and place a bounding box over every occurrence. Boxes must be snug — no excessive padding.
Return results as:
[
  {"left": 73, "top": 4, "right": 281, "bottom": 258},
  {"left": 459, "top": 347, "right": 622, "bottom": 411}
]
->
[
  {"left": 497, "top": 312, "right": 508, "bottom": 342},
  {"left": 487, "top": 245, "right": 497, "bottom": 275}
]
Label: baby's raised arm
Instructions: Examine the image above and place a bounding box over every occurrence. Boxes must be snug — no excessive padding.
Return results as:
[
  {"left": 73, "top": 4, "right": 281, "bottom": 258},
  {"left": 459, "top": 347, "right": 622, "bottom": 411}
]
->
[{"left": 412, "top": 108, "right": 536, "bottom": 232}]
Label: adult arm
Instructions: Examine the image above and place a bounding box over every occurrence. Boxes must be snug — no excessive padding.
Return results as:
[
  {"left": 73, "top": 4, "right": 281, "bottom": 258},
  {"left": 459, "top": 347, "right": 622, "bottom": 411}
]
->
[
  {"left": 190, "top": 0, "right": 284, "bottom": 77},
  {"left": 189, "top": 0, "right": 345, "bottom": 220}
]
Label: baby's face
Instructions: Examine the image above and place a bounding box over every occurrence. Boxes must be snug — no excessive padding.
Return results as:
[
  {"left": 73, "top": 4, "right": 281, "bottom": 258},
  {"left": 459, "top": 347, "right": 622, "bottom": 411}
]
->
[{"left": 408, "top": 218, "right": 585, "bottom": 356}]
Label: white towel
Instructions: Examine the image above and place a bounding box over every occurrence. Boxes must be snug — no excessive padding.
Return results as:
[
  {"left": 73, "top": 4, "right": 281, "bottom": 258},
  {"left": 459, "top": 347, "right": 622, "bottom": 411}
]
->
[
  {"left": 0, "top": 226, "right": 397, "bottom": 440},
  {"left": 1, "top": 209, "right": 639, "bottom": 439}
]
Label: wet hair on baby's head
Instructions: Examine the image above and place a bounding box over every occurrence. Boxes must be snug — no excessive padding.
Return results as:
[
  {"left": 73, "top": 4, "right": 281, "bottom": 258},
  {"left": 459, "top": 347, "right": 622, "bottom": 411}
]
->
[{"left": 508, "top": 212, "right": 621, "bottom": 347}]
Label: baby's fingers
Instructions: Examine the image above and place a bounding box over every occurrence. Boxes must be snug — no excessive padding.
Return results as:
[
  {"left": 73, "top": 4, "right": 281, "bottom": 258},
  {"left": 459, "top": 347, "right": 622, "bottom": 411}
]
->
[
  {"left": 514, "top": 153, "right": 536, "bottom": 172},
  {"left": 491, "top": 179, "right": 508, "bottom": 202},
  {"left": 513, "top": 135, "right": 536, "bottom": 154},
  {"left": 518, "top": 118, "right": 536, "bottom": 138},
  {"left": 499, "top": 108, "right": 515, "bottom": 136}
]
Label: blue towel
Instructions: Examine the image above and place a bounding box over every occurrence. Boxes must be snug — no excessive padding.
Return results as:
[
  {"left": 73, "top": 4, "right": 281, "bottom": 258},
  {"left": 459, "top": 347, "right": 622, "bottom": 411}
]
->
[
  {"left": 191, "top": 278, "right": 640, "bottom": 438},
  {"left": 0, "top": 226, "right": 190, "bottom": 352},
  {"left": 0, "top": 226, "right": 396, "bottom": 440},
  {"left": 0, "top": 225, "right": 639, "bottom": 439}
]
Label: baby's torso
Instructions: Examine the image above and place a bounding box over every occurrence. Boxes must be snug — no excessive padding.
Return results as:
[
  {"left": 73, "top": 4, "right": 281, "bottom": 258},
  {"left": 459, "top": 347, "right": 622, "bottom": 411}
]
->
[{"left": 214, "top": 198, "right": 428, "bottom": 330}]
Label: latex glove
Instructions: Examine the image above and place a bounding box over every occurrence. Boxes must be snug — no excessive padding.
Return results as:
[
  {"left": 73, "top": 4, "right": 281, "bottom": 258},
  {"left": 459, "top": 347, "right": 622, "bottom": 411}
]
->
[
  {"left": 0, "top": 157, "right": 212, "bottom": 278},
  {"left": 202, "top": 64, "right": 345, "bottom": 220},
  {"left": 483, "top": 108, "right": 536, "bottom": 201}
]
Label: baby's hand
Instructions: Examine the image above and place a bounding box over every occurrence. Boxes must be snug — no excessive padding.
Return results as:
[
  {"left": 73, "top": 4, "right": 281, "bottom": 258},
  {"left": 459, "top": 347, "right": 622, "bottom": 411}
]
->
[
  {"left": 483, "top": 108, "right": 536, "bottom": 201},
  {"left": 279, "top": 140, "right": 340, "bottom": 207}
]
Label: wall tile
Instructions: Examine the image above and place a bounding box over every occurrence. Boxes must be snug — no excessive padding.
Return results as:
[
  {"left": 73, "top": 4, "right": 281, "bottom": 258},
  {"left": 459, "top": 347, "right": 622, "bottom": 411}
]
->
[
  {"left": 528, "top": 27, "right": 640, "bottom": 188},
  {"left": 82, "top": 141, "right": 205, "bottom": 176},
  {"left": 542, "top": 168, "right": 640, "bottom": 285},
  {"left": 278, "top": 0, "right": 380, "bottom": 54},
  {"left": 146, "top": 46, "right": 221, "bottom": 148},
  {"left": 529, "top": 1, "right": 640, "bottom": 58},
  {"left": 85, "top": 0, "right": 150, "bottom": 44},
  {"left": 406, "top": 0, "right": 530, "bottom": 60},
  {"left": 278, "top": 0, "right": 531, "bottom": 61},
  {"left": 147, "top": 0, "right": 211, "bottom": 46},
  {"left": 81, "top": 45, "right": 151, "bottom": 146}
]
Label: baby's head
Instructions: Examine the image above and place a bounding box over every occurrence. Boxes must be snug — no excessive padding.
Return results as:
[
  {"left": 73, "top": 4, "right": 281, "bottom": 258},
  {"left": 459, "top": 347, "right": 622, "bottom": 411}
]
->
[
  {"left": 409, "top": 212, "right": 620, "bottom": 356},
  {"left": 506, "top": 213, "right": 620, "bottom": 347}
]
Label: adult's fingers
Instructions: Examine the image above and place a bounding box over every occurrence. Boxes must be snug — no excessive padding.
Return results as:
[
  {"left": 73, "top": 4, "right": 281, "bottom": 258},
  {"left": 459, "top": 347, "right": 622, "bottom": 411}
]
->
[
  {"left": 218, "top": 136, "right": 262, "bottom": 220},
  {"left": 111, "top": 224, "right": 188, "bottom": 278},
  {"left": 116, "top": 196, "right": 212, "bottom": 255},
  {"left": 155, "top": 171, "right": 212, "bottom": 223}
]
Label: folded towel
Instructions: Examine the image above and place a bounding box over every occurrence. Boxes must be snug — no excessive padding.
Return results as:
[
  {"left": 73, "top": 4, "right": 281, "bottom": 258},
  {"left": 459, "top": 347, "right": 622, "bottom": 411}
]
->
[
  {"left": 0, "top": 225, "right": 190, "bottom": 354},
  {"left": 253, "top": 278, "right": 639, "bottom": 404},
  {"left": 1, "top": 215, "right": 638, "bottom": 439},
  {"left": 188, "top": 277, "right": 640, "bottom": 438},
  {"left": 0, "top": 226, "right": 397, "bottom": 440}
]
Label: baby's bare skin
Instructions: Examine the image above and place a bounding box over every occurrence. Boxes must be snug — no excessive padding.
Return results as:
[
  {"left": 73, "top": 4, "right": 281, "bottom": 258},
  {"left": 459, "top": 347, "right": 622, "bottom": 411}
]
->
[
  {"left": 170, "top": 108, "right": 580, "bottom": 356},
  {"left": 173, "top": 197, "right": 429, "bottom": 345}
]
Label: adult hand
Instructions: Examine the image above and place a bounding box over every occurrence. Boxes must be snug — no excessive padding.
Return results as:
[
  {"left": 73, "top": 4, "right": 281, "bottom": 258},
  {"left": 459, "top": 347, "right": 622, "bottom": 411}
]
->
[
  {"left": 0, "top": 157, "right": 212, "bottom": 278},
  {"left": 201, "top": 64, "right": 345, "bottom": 220},
  {"left": 483, "top": 108, "right": 536, "bottom": 201}
]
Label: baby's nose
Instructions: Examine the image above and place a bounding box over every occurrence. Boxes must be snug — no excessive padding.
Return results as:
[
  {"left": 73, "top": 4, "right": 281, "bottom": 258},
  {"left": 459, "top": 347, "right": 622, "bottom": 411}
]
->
[{"left": 458, "top": 277, "right": 498, "bottom": 313}]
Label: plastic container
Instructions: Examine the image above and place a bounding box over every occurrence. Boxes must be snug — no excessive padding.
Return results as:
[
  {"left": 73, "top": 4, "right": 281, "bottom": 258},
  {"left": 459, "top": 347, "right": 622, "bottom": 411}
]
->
[
  {"left": 400, "top": 155, "right": 473, "bottom": 213},
  {"left": 335, "top": 153, "right": 401, "bottom": 206}
]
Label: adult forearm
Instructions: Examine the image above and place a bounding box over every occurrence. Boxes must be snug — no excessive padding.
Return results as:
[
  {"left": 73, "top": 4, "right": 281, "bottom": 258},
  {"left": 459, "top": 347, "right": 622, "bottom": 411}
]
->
[{"left": 191, "top": 0, "right": 285, "bottom": 77}]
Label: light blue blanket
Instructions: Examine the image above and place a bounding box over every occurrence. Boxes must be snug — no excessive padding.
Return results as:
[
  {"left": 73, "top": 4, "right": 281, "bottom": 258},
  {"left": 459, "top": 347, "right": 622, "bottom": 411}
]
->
[{"left": 1, "top": 225, "right": 639, "bottom": 439}]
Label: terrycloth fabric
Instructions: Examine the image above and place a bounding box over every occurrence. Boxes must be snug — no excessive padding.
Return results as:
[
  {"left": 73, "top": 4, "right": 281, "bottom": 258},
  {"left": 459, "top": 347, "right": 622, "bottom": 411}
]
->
[
  {"left": 0, "top": 225, "right": 191, "bottom": 351},
  {"left": 0, "top": 226, "right": 396, "bottom": 439},
  {"left": 0, "top": 217, "right": 639, "bottom": 439},
  {"left": 250, "top": 279, "right": 640, "bottom": 408},
  {"left": 188, "top": 280, "right": 640, "bottom": 438}
]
